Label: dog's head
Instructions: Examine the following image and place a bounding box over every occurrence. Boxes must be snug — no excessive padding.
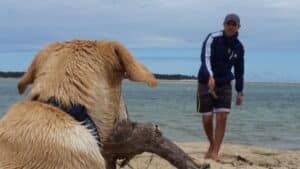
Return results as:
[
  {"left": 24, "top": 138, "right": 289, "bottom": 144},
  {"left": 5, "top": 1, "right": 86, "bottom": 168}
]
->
[
  {"left": 18, "top": 40, "right": 157, "bottom": 95},
  {"left": 17, "top": 40, "right": 158, "bottom": 140}
]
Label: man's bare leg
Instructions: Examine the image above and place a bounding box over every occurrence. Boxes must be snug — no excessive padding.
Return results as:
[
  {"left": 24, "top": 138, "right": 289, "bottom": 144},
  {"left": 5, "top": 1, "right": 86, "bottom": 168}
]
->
[
  {"left": 211, "top": 112, "right": 228, "bottom": 161},
  {"left": 202, "top": 114, "right": 214, "bottom": 158}
]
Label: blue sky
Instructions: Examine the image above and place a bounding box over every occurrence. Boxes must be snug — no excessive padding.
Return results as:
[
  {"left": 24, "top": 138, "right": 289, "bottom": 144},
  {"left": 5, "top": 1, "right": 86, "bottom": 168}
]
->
[{"left": 0, "top": 0, "right": 299, "bottom": 82}]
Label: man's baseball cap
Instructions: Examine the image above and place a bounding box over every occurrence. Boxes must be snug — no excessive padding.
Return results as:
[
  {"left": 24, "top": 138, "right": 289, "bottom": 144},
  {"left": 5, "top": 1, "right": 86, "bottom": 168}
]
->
[{"left": 224, "top": 13, "right": 240, "bottom": 25}]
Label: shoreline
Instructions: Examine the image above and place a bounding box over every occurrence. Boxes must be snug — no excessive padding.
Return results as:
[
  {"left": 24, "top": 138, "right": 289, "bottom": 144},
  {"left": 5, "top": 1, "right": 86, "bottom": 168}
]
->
[
  {"left": 1, "top": 77, "right": 300, "bottom": 85},
  {"left": 124, "top": 141, "right": 300, "bottom": 169},
  {"left": 157, "top": 79, "right": 300, "bottom": 85}
]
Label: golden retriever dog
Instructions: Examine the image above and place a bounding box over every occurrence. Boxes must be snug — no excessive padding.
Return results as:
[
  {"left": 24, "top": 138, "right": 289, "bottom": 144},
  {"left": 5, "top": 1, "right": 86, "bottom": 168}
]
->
[{"left": 0, "top": 40, "right": 157, "bottom": 169}]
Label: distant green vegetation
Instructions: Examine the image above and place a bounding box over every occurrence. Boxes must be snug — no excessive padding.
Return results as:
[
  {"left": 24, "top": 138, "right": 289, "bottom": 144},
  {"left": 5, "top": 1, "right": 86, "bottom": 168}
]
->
[
  {"left": 0, "top": 71, "right": 24, "bottom": 78},
  {"left": 0, "top": 71, "right": 196, "bottom": 80},
  {"left": 153, "top": 74, "right": 196, "bottom": 80}
]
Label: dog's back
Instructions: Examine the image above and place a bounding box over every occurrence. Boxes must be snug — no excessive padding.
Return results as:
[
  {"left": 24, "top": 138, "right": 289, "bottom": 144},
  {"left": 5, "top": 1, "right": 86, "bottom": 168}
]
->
[{"left": 0, "top": 101, "right": 104, "bottom": 169}]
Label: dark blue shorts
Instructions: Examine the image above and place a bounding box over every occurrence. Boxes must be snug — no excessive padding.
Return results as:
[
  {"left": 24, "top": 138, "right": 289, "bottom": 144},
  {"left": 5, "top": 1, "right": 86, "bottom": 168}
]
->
[{"left": 196, "top": 82, "right": 232, "bottom": 115}]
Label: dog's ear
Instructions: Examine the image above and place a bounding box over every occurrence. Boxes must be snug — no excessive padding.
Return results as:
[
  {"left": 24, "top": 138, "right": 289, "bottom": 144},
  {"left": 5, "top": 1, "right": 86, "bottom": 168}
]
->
[
  {"left": 113, "top": 42, "right": 158, "bottom": 87},
  {"left": 18, "top": 43, "right": 59, "bottom": 94},
  {"left": 18, "top": 54, "right": 40, "bottom": 94}
]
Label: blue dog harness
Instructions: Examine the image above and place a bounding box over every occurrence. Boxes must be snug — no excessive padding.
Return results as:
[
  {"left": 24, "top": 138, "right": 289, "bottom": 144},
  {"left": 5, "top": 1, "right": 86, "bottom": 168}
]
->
[{"left": 40, "top": 97, "right": 101, "bottom": 147}]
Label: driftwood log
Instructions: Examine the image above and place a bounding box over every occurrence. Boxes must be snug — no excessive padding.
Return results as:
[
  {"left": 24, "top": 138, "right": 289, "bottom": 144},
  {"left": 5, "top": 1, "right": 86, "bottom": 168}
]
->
[{"left": 101, "top": 116, "right": 210, "bottom": 169}]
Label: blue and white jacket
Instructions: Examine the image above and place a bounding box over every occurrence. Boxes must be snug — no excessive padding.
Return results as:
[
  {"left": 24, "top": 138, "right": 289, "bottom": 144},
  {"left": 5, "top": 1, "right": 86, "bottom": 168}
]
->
[{"left": 197, "top": 30, "right": 244, "bottom": 92}]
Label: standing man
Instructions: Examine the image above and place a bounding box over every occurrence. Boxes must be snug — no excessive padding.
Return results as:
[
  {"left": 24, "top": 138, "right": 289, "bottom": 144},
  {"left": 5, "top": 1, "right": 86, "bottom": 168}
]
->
[{"left": 197, "top": 13, "right": 244, "bottom": 161}]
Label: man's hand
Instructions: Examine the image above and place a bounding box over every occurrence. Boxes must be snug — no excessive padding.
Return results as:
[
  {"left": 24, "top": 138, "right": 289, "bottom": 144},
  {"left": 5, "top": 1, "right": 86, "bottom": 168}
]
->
[
  {"left": 236, "top": 92, "right": 243, "bottom": 105},
  {"left": 208, "top": 76, "right": 215, "bottom": 90}
]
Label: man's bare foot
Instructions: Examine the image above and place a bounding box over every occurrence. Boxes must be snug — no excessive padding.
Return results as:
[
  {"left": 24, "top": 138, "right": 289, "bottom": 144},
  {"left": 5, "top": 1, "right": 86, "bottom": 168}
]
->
[
  {"left": 204, "top": 145, "right": 214, "bottom": 159},
  {"left": 210, "top": 152, "right": 220, "bottom": 162}
]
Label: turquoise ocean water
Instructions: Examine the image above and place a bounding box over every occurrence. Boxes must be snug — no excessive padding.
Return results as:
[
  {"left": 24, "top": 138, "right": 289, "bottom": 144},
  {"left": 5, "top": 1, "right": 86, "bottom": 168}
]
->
[{"left": 0, "top": 78, "right": 299, "bottom": 150}]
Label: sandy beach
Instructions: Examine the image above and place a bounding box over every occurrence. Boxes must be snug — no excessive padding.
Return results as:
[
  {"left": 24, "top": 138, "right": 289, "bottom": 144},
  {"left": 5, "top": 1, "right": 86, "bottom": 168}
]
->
[{"left": 120, "top": 142, "right": 300, "bottom": 169}]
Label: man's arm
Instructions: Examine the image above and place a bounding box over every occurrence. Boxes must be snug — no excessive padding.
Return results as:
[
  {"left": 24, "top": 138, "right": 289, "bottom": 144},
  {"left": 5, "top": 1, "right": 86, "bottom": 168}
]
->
[
  {"left": 202, "top": 34, "right": 215, "bottom": 89},
  {"left": 234, "top": 48, "right": 244, "bottom": 105}
]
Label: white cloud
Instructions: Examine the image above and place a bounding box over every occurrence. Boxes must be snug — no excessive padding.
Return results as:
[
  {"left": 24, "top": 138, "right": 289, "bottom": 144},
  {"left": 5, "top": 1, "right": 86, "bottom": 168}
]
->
[
  {"left": 265, "top": 0, "right": 300, "bottom": 9},
  {"left": 131, "top": 33, "right": 189, "bottom": 47},
  {"left": 0, "top": 0, "right": 299, "bottom": 50}
]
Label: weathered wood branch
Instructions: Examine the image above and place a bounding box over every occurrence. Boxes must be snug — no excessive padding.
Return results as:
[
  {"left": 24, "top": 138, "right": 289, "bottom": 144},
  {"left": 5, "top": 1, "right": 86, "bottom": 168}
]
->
[{"left": 102, "top": 120, "right": 210, "bottom": 169}]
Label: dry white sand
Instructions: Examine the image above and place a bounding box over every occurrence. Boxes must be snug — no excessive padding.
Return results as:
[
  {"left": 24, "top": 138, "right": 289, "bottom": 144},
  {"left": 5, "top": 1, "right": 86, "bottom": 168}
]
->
[{"left": 120, "top": 142, "right": 300, "bottom": 169}]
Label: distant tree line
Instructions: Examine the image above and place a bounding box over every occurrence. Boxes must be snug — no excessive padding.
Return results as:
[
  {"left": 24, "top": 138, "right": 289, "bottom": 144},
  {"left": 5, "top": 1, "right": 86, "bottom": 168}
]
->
[
  {"left": 153, "top": 73, "right": 196, "bottom": 80},
  {"left": 0, "top": 71, "right": 24, "bottom": 78},
  {"left": 0, "top": 71, "right": 197, "bottom": 80}
]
